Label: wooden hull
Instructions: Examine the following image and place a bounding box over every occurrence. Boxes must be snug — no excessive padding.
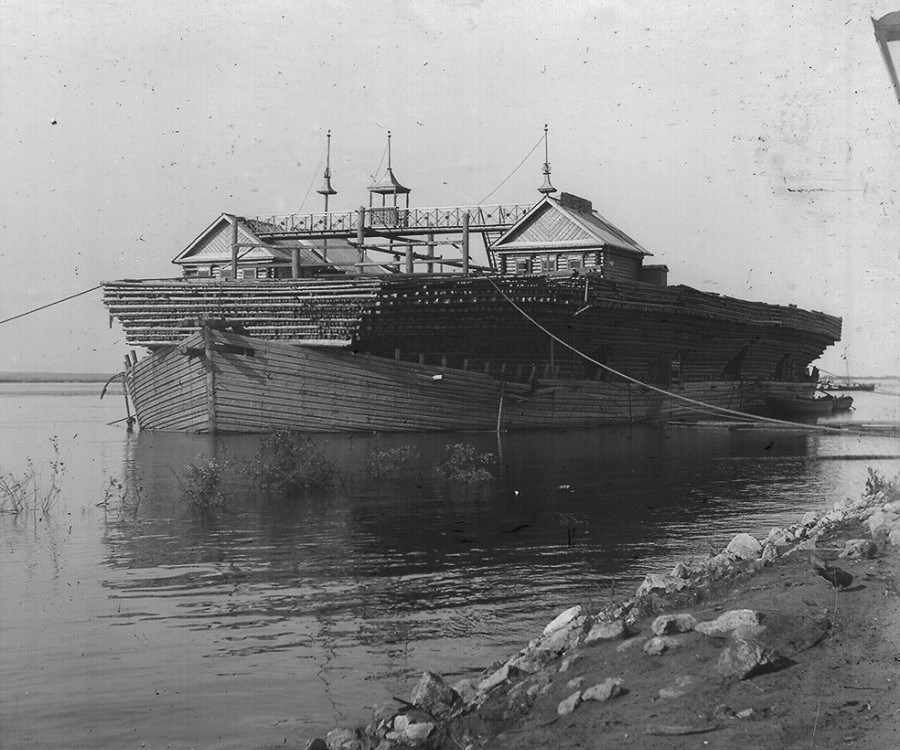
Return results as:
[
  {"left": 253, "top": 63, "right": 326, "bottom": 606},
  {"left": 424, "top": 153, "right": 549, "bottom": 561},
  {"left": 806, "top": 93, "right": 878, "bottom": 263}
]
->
[{"left": 126, "top": 329, "right": 817, "bottom": 433}]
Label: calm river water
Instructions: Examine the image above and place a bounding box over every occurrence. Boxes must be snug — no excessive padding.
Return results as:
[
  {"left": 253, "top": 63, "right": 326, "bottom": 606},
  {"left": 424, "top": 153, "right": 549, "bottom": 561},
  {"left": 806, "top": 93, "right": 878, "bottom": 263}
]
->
[{"left": 1, "top": 381, "right": 899, "bottom": 749}]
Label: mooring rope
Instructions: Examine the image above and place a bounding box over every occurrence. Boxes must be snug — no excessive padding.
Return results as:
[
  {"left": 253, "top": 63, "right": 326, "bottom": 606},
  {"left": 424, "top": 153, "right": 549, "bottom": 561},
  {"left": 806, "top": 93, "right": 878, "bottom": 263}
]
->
[
  {"left": 0, "top": 284, "right": 102, "bottom": 327},
  {"left": 486, "top": 277, "right": 886, "bottom": 436},
  {"left": 478, "top": 135, "right": 545, "bottom": 205}
]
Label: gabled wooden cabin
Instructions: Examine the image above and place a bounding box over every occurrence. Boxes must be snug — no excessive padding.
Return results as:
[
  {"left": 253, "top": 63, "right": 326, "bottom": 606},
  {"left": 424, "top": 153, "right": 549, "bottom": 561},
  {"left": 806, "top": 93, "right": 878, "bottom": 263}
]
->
[
  {"left": 493, "top": 192, "right": 660, "bottom": 283},
  {"left": 172, "top": 213, "right": 392, "bottom": 279}
]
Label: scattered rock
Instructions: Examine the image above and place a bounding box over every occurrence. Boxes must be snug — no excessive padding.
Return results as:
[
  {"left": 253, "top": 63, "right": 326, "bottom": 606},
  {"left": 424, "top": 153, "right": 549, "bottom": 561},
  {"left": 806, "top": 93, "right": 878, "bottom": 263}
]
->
[
  {"left": 695, "top": 609, "right": 762, "bottom": 638},
  {"left": 658, "top": 675, "right": 694, "bottom": 699},
  {"left": 559, "top": 654, "right": 582, "bottom": 673},
  {"left": 801, "top": 511, "right": 819, "bottom": 527},
  {"left": 717, "top": 634, "right": 786, "bottom": 679},
  {"left": 543, "top": 605, "right": 582, "bottom": 635},
  {"left": 566, "top": 676, "right": 585, "bottom": 690},
  {"left": 306, "top": 739, "right": 328, "bottom": 750},
  {"left": 403, "top": 721, "right": 434, "bottom": 744},
  {"left": 478, "top": 663, "right": 524, "bottom": 694},
  {"left": 725, "top": 533, "right": 762, "bottom": 560},
  {"left": 705, "top": 553, "right": 735, "bottom": 577},
  {"left": 736, "top": 708, "right": 756, "bottom": 719},
  {"left": 761, "top": 542, "right": 779, "bottom": 564},
  {"left": 584, "top": 619, "right": 627, "bottom": 645},
  {"left": 325, "top": 728, "right": 361, "bottom": 750},
  {"left": 670, "top": 561, "right": 691, "bottom": 578},
  {"left": 643, "top": 635, "right": 684, "bottom": 655},
  {"left": 616, "top": 637, "right": 644, "bottom": 653},
  {"left": 636, "top": 573, "right": 688, "bottom": 597},
  {"left": 364, "top": 704, "right": 397, "bottom": 738},
  {"left": 651, "top": 613, "right": 697, "bottom": 636},
  {"left": 839, "top": 539, "right": 879, "bottom": 559},
  {"left": 410, "top": 671, "right": 457, "bottom": 718},
  {"left": 557, "top": 690, "right": 582, "bottom": 716},
  {"left": 450, "top": 677, "right": 479, "bottom": 705},
  {"left": 765, "top": 527, "right": 791, "bottom": 546},
  {"left": 583, "top": 677, "right": 623, "bottom": 702}
]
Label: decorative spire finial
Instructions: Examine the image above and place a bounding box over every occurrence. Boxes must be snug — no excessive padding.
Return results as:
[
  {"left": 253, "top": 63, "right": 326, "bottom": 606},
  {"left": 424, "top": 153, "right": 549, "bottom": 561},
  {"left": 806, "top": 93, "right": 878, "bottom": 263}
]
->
[
  {"left": 538, "top": 123, "right": 557, "bottom": 195},
  {"left": 317, "top": 129, "right": 337, "bottom": 200}
]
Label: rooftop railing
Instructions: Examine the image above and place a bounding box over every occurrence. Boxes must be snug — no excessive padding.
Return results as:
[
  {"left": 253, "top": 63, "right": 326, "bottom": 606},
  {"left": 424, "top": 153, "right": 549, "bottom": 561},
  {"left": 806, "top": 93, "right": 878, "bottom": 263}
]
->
[{"left": 247, "top": 203, "right": 534, "bottom": 237}]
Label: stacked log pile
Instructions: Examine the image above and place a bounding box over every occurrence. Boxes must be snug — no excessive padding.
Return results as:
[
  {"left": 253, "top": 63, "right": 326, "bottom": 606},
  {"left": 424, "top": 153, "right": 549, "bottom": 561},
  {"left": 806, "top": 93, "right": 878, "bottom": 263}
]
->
[{"left": 103, "top": 274, "right": 841, "bottom": 385}]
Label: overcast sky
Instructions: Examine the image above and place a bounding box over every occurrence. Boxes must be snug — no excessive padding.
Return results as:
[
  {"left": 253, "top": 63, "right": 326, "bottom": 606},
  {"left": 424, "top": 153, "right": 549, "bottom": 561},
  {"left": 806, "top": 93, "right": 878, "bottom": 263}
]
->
[{"left": 1, "top": 0, "right": 898, "bottom": 375}]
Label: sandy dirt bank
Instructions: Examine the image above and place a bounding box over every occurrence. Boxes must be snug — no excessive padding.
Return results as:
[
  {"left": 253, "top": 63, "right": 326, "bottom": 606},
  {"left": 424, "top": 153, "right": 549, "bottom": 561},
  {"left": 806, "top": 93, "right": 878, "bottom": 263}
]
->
[{"left": 309, "top": 479, "right": 900, "bottom": 750}]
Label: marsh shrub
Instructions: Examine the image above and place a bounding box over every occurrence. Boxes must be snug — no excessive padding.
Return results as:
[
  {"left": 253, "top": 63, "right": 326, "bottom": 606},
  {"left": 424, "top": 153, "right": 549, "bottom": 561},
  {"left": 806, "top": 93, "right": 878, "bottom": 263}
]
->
[
  {"left": 244, "top": 429, "right": 339, "bottom": 495},
  {"left": 369, "top": 445, "right": 419, "bottom": 479},
  {"left": 865, "top": 467, "right": 900, "bottom": 502},
  {"left": 0, "top": 436, "right": 65, "bottom": 515},
  {"left": 178, "top": 455, "right": 229, "bottom": 510},
  {"left": 435, "top": 443, "right": 495, "bottom": 483}
]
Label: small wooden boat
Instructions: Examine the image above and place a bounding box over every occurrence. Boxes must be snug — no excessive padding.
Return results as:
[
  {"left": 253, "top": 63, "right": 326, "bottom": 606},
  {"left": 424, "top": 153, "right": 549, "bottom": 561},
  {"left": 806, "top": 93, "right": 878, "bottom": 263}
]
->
[
  {"left": 766, "top": 394, "right": 837, "bottom": 418},
  {"left": 830, "top": 394, "right": 854, "bottom": 412}
]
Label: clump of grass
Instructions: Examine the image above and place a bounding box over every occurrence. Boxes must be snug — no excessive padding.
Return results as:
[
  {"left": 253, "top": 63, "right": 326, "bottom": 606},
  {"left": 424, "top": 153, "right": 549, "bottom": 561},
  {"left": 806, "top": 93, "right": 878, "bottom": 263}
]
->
[
  {"left": 369, "top": 445, "right": 419, "bottom": 480},
  {"left": 0, "top": 437, "right": 65, "bottom": 515},
  {"left": 176, "top": 455, "right": 230, "bottom": 511},
  {"left": 865, "top": 467, "right": 900, "bottom": 502},
  {"left": 244, "top": 429, "right": 339, "bottom": 495},
  {"left": 434, "top": 443, "right": 495, "bottom": 483},
  {"left": 98, "top": 474, "right": 144, "bottom": 515}
]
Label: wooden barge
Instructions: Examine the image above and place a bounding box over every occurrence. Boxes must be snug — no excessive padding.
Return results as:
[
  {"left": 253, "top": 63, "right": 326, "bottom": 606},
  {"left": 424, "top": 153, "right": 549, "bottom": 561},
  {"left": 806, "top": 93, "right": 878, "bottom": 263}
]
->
[{"left": 102, "top": 138, "right": 842, "bottom": 433}]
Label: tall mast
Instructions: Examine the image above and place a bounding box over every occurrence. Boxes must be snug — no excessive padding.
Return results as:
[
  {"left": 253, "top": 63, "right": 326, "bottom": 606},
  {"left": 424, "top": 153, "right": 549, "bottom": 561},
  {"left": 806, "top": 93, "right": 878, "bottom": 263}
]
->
[
  {"left": 316, "top": 130, "right": 337, "bottom": 264},
  {"left": 538, "top": 123, "right": 557, "bottom": 195}
]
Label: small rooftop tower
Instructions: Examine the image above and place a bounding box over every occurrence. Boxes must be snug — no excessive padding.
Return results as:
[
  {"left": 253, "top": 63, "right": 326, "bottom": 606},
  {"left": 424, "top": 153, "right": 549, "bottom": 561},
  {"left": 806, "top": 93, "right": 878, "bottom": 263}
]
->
[
  {"left": 368, "top": 131, "right": 411, "bottom": 208},
  {"left": 537, "top": 123, "right": 557, "bottom": 195},
  {"left": 316, "top": 130, "right": 337, "bottom": 212}
]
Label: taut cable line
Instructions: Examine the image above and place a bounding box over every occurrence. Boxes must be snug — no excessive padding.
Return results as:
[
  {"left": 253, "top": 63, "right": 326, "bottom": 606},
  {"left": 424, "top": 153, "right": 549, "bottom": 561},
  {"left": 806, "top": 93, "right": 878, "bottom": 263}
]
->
[{"left": 0, "top": 284, "right": 102, "bottom": 327}]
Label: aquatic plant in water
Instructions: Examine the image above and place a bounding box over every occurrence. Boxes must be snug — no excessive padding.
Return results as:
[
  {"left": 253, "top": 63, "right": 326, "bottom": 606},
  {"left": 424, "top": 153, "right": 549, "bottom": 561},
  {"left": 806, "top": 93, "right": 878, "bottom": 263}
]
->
[
  {"left": 434, "top": 443, "right": 495, "bottom": 483},
  {"left": 243, "top": 429, "right": 340, "bottom": 495},
  {"left": 176, "top": 455, "right": 230, "bottom": 510},
  {"left": 0, "top": 436, "right": 65, "bottom": 515},
  {"left": 368, "top": 445, "right": 420, "bottom": 480}
]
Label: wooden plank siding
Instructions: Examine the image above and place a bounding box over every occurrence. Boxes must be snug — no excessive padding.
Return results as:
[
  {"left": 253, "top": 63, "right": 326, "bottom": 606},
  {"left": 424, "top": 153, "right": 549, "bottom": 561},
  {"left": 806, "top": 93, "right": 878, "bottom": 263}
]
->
[{"left": 124, "top": 328, "right": 819, "bottom": 433}]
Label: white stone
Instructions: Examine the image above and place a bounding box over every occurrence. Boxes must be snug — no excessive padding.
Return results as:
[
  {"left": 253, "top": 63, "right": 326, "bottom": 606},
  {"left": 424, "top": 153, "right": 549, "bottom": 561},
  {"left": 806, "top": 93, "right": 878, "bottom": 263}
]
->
[
  {"left": 584, "top": 619, "right": 626, "bottom": 645},
  {"left": 566, "top": 676, "right": 585, "bottom": 689},
  {"left": 651, "top": 613, "right": 697, "bottom": 636},
  {"left": 543, "top": 605, "right": 582, "bottom": 636},
  {"left": 635, "top": 573, "right": 687, "bottom": 597},
  {"left": 616, "top": 637, "right": 644, "bottom": 653},
  {"left": 583, "top": 678, "right": 623, "bottom": 702},
  {"left": 404, "top": 722, "right": 434, "bottom": 744},
  {"left": 695, "top": 609, "right": 762, "bottom": 638},
  {"left": 557, "top": 691, "right": 582, "bottom": 716},
  {"left": 643, "top": 635, "right": 683, "bottom": 655},
  {"left": 801, "top": 511, "right": 819, "bottom": 527},
  {"left": 725, "top": 533, "right": 762, "bottom": 561}
]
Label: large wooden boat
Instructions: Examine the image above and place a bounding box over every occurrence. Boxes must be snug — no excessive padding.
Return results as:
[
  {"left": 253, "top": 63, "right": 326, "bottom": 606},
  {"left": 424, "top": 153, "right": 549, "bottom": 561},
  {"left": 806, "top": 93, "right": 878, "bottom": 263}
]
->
[{"left": 102, "top": 137, "right": 842, "bottom": 433}]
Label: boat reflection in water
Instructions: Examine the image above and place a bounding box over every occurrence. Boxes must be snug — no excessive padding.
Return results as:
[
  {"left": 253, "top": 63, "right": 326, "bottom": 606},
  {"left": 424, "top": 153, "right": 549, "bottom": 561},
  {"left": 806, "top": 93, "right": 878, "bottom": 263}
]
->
[{"left": 95, "top": 421, "right": 894, "bottom": 743}]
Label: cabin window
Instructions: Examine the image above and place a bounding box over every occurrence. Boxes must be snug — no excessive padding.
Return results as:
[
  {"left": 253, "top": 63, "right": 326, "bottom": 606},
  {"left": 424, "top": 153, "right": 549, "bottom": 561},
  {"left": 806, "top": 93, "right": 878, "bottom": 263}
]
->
[
  {"left": 183, "top": 266, "right": 198, "bottom": 277},
  {"left": 515, "top": 257, "right": 530, "bottom": 275},
  {"left": 240, "top": 268, "right": 257, "bottom": 280},
  {"left": 196, "top": 266, "right": 211, "bottom": 278},
  {"left": 568, "top": 255, "right": 583, "bottom": 270},
  {"left": 541, "top": 256, "right": 557, "bottom": 274}
]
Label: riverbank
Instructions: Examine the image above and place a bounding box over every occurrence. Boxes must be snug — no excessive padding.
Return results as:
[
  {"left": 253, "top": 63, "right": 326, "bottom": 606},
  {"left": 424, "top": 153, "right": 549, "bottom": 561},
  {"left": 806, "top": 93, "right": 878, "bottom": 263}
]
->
[{"left": 311, "top": 473, "right": 900, "bottom": 749}]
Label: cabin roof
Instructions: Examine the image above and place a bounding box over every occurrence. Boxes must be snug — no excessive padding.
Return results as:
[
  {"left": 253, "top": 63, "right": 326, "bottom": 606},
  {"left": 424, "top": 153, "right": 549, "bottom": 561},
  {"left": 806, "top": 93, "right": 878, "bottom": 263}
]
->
[
  {"left": 172, "top": 214, "right": 390, "bottom": 274},
  {"left": 492, "top": 193, "right": 652, "bottom": 256}
]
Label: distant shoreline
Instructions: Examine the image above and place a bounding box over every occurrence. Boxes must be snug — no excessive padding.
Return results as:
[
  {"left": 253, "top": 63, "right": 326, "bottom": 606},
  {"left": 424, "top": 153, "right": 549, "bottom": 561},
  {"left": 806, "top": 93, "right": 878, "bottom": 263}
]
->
[{"left": 0, "top": 373, "right": 116, "bottom": 383}]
